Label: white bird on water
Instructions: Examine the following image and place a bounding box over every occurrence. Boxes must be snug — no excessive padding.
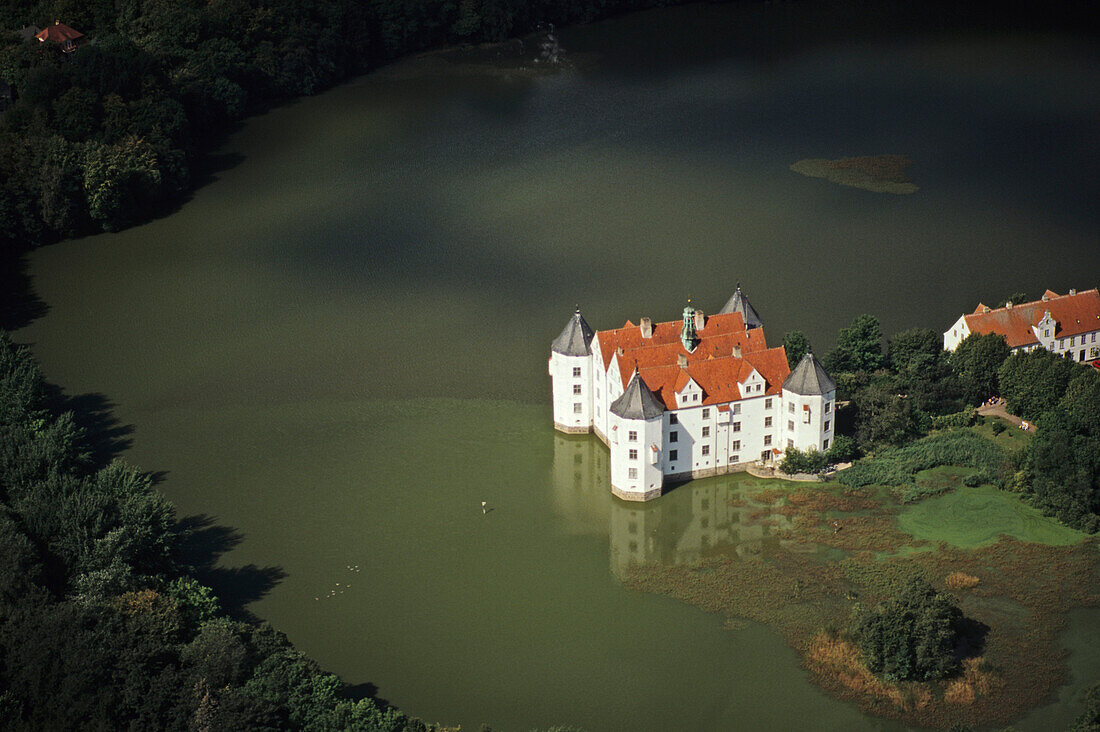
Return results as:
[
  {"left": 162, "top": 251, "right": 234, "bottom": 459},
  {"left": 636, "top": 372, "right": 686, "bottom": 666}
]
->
[{"left": 481, "top": 501, "right": 487, "bottom": 514}]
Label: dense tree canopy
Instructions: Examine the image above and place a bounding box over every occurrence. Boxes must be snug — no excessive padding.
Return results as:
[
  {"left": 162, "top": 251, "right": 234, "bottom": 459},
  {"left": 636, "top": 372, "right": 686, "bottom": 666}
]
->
[
  {"left": 949, "top": 332, "right": 1011, "bottom": 400},
  {"left": 997, "top": 348, "right": 1076, "bottom": 422},
  {"left": 825, "top": 314, "right": 884, "bottom": 373},
  {"left": 783, "top": 330, "right": 809, "bottom": 368},
  {"left": 0, "top": 332, "right": 439, "bottom": 730},
  {"left": 853, "top": 578, "right": 964, "bottom": 682}
]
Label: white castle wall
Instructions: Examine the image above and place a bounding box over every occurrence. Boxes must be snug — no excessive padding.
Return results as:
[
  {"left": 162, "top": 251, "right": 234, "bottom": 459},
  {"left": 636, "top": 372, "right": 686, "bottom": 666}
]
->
[{"left": 550, "top": 351, "right": 593, "bottom": 433}]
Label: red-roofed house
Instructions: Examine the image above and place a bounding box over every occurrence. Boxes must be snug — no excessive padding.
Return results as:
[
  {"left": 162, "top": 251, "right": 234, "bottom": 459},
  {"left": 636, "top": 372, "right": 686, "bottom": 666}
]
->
[
  {"left": 943, "top": 288, "right": 1100, "bottom": 362},
  {"left": 550, "top": 287, "right": 836, "bottom": 501},
  {"left": 35, "top": 21, "right": 85, "bottom": 53}
]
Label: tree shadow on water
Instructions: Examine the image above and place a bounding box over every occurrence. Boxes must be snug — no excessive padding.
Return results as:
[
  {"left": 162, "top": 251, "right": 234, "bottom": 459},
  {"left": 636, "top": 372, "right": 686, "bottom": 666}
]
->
[
  {"left": 46, "top": 390, "right": 135, "bottom": 468},
  {"left": 174, "top": 513, "right": 287, "bottom": 619},
  {"left": 0, "top": 252, "right": 48, "bottom": 331}
]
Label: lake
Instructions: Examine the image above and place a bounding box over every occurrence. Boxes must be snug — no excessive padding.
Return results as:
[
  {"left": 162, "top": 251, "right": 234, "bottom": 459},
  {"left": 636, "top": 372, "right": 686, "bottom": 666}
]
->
[{"left": 17, "top": 1, "right": 1100, "bottom": 729}]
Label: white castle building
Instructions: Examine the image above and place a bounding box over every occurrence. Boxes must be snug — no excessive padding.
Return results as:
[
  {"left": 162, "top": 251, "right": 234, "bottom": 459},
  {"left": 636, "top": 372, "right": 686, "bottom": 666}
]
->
[
  {"left": 549, "top": 286, "right": 836, "bottom": 501},
  {"left": 943, "top": 287, "right": 1100, "bottom": 361}
]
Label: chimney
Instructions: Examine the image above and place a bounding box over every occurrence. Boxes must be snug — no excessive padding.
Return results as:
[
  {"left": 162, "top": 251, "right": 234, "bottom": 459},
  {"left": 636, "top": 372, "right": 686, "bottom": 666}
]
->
[
  {"left": 733, "top": 344, "right": 742, "bottom": 358},
  {"left": 983, "top": 305, "right": 991, "bottom": 313},
  {"left": 616, "top": 346, "right": 624, "bottom": 356},
  {"left": 1042, "top": 293, "right": 1049, "bottom": 302},
  {"left": 1069, "top": 288, "right": 1077, "bottom": 296},
  {"left": 694, "top": 309, "right": 705, "bottom": 331},
  {"left": 640, "top": 317, "right": 653, "bottom": 339},
  {"left": 677, "top": 353, "right": 688, "bottom": 368},
  {"left": 1005, "top": 301, "right": 1013, "bottom": 309}
]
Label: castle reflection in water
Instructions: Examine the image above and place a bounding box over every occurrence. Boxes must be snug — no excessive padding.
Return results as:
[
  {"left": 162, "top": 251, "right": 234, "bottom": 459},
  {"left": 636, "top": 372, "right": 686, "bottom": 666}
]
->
[{"left": 551, "top": 434, "right": 817, "bottom": 580}]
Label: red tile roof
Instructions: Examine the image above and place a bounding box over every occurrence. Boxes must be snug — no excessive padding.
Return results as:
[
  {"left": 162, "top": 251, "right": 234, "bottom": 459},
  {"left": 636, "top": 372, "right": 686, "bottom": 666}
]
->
[
  {"left": 963, "top": 289, "right": 1100, "bottom": 348},
  {"left": 594, "top": 311, "right": 791, "bottom": 409},
  {"left": 36, "top": 22, "right": 83, "bottom": 44}
]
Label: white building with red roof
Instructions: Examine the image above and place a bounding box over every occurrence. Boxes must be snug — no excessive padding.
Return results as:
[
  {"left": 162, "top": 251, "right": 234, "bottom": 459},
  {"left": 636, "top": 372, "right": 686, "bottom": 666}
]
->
[
  {"left": 550, "top": 286, "right": 836, "bottom": 501},
  {"left": 943, "top": 288, "right": 1100, "bottom": 362}
]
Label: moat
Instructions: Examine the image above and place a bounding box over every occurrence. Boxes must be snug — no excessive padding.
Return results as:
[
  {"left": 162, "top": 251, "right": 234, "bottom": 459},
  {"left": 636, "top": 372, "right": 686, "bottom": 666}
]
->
[{"left": 16, "top": 1, "right": 1100, "bottom": 729}]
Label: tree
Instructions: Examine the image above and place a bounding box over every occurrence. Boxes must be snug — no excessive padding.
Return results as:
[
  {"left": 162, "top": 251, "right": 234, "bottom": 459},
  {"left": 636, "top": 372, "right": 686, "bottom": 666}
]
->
[
  {"left": 852, "top": 377, "right": 924, "bottom": 450},
  {"left": 825, "top": 434, "right": 858, "bottom": 463},
  {"left": 779, "top": 447, "right": 828, "bottom": 475},
  {"left": 853, "top": 578, "right": 963, "bottom": 682},
  {"left": 887, "top": 328, "right": 942, "bottom": 374},
  {"left": 949, "top": 333, "right": 1011, "bottom": 400},
  {"left": 997, "top": 348, "right": 1076, "bottom": 421},
  {"left": 825, "top": 315, "right": 883, "bottom": 373},
  {"left": 783, "top": 331, "right": 809, "bottom": 368}
]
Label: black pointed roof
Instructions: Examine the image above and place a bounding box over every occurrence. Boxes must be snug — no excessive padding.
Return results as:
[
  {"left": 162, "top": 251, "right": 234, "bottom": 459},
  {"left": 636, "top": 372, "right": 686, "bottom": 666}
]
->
[
  {"left": 782, "top": 352, "right": 836, "bottom": 395},
  {"left": 551, "top": 308, "right": 595, "bottom": 356},
  {"left": 718, "top": 284, "right": 763, "bottom": 329},
  {"left": 610, "top": 372, "right": 665, "bottom": 420}
]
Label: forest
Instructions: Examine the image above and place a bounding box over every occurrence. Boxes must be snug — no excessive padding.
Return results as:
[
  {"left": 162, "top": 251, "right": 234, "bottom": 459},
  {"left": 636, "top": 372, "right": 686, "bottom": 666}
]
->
[{"left": 0, "top": 0, "right": 684, "bottom": 255}]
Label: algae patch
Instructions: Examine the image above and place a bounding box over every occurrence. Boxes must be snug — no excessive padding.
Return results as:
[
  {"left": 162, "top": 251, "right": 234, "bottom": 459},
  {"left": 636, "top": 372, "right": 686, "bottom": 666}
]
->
[
  {"left": 898, "top": 484, "right": 1087, "bottom": 548},
  {"left": 791, "top": 154, "right": 918, "bottom": 194}
]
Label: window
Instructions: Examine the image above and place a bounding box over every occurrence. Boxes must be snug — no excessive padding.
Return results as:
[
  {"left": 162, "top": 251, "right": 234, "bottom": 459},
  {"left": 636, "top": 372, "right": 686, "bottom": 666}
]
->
[
  {"left": 628, "top": 467, "right": 638, "bottom": 479},
  {"left": 823, "top": 439, "right": 830, "bottom": 450},
  {"left": 733, "top": 403, "right": 741, "bottom": 414},
  {"left": 702, "top": 445, "right": 710, "bottom": 456},
  {"left": 628, "top": 430, "right": 637, "bottom": 442},
  {"left": 731, "top": 440, "right": 741, "bottom": 451},
  {"left": 669, "top": 414, "right": 678, "bottom": 424},
  {"left": 628, "top": 449, "right": 638, "bottom": 460},
  {"left": 732, "top": 422, "right": 741, "bottom": 432},
  {"left": 730, "top": 455, "right": 739, "bottom": 463},
  {"left": 669, "top": 449, "right": 678, "bottom": 461},
  {"left": 702, "top": 408, "right": 710, "bottom": 419},
  {"left": 824, "top": 402, "right": 831, "bottom": 414},
  {"left": 765, "top": 398, "right": 772, "bottom": 409},
  {"left": 1045, "top": 329, "right": 1050, "bottom": 338},
  {"left": 573, "top": 367, "right": 581, "bottom": 377},
  {"left": 681, "top": 395, "right": 688, "bottom": 404},
  {"left": 693, "top": 393, "right": 699, "bottom": 402},
  {"left": 788, "top": 420, "right": 794, "bottom": 431},
  {"left": 789, "top": 402, "right": 795, "bottom": 413},
  {"left": 764, "top": 416, "right": 772, "bottom": 427},
  {"left": 764, "top": 434, "right": 772, "bottom": 446},
  {"left": 787, "top": 439, "right": 794, "bottom": 448},
  {"left": 824, "top": 420, "right": 831, "bottom": 431},
  {"left": 670, "top": 431, "right": 678, "bottom": 443},
  {"left": 573, "top": 384, "right": 582, "bottom": 395},
  {"left": 702, "top": 426, "right": 710, "bottom": 437},
  {"left": 574, "top": 403, "right": 582, "bottom": 414}
]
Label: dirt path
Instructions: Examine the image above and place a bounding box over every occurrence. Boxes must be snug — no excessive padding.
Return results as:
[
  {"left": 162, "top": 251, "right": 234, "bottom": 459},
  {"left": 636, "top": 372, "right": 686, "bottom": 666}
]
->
[{"left": 978, "top": 398, "right": 1034, "bottom": 432}]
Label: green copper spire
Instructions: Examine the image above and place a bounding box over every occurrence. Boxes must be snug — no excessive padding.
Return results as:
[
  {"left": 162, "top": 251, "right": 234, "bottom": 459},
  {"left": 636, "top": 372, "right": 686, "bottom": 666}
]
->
[{"left": 681, "top": 302, "right": 698, "bottom": 352}]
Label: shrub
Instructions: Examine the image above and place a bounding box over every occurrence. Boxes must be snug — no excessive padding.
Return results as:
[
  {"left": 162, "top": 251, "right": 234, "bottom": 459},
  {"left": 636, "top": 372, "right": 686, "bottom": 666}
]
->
[
  {"left": 853, "top": 578, "right": 963, "bottom": 682},
  {"left": 838, "top": 430, "right": 1006, "bottom": 490},
  {"left": 780, "top": 447, "right": 829, "bottom": 475}
]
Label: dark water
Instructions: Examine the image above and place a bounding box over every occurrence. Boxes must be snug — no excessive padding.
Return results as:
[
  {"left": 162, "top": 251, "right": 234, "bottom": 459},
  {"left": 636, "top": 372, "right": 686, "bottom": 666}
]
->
[{"left": 17, "top": 2, "right": 1100, "bottom": 729}]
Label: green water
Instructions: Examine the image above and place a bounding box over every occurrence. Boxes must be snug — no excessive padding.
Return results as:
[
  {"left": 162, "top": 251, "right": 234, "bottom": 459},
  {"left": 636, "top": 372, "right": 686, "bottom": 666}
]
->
[
  {"left": 899, "top": 483, "right": 1087, "bottom": 548},
  {"left": 15, "top": 1, "right": 1100, "bottom": 729}
]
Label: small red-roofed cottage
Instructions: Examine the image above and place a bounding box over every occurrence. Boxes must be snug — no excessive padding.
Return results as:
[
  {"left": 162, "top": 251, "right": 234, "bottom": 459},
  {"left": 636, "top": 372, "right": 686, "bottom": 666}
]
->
[
  {"left": 35, "top": 21, "right": 85, "bottom": 53},
  {"left": 943, "top": 288, "right": 1100, "bottom": 362},
  {"left": 549, "top": 285, "right": 836, "bottom": 501}
]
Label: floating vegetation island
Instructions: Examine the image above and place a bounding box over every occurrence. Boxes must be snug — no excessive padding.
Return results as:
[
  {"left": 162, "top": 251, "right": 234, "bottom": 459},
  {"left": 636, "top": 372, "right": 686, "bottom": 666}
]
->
[{"left": 791, "top": 154, "right": 919, "bottom": 194}]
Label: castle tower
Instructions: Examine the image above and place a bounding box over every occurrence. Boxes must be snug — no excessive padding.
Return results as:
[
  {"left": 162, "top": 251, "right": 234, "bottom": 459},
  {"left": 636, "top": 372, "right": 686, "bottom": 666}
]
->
[
  {"left": 608, "top": 372, "right": 665, "bottom": 501},
  {"left": 780, "top": 351, "right": 836, "bottom": 453},
  {"left": 680, "top": 304, "right": 699, "bottom": 352},
  {"left": 718, "top": 283, "right": 764, "bottom": 329},
  {"left": 550, "top": 308, "right": 595, "bottom": 433}
]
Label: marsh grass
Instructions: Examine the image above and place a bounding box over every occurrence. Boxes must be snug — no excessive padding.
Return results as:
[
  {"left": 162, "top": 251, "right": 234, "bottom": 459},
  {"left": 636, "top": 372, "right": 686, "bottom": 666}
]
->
[{"left": 622, "top": 476, "right": 1099, "bottom": 728}]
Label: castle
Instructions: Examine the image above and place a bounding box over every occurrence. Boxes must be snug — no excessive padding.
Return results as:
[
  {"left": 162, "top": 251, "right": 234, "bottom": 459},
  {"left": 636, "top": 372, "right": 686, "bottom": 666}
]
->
[{"left": 549, "top": 286, "right": 835, "bottom": 501}]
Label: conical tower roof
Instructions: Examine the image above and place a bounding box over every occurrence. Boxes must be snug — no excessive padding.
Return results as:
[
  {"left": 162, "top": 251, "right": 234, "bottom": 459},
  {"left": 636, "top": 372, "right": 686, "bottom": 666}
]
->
[
  {"left": 782, "top": 352, "right": 836, "bottom": 395},
  {"left": 551, "top": 308, "right": 595, "bottom": 356},
  {"left": 718, "top": 283, "right": 763, "bottom": 329},
  {"left": 610, "top": 372, "right": 665, "bottom": 420}
]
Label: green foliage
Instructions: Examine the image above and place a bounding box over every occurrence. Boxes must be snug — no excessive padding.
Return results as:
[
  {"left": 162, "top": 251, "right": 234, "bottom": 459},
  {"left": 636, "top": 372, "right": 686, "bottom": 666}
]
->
[
  {"left": 930, "top": 407, "right": 978, "bottom": 430},
  {"left": 0, "top": 332, "right": 436, "bottom": 730},
  {"left": 993, "top": 291, "right": 1032, "bottom": 309},
  {"left": 1019, "top": 368, "right": 1100, "bottom": 532},
  {"left": 779, "top": 447, "right": 829, "bottom": 475},
  {"left": 825, "top": 434, "right": 859, "bottom": 463},
  {"left": 997, "top": 348, "right": 1076, "bottom": 422},
  {"left": 887, "top": 328, "right": 942, "bottom": 375},
  {"left": 1069, "top": 681, "right": 1100, "bottom": 731},
  {"left": 838, "top": 429, "right": 1007, "bottom": 492},
  {"left": 852, "top": 578, "right": 963, "bottom": 682},
  {"left": 949, "top": 332, "right": 1011, "bottom": 400},
  {"left": 825, "top": 314, "right": 883, "bottom": 373},
  {"left": 783, "top": 330, "right": 809, "bottom": 368},
  {"left": 850, "top": 375, "right": 927, "bottom": 449}
]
